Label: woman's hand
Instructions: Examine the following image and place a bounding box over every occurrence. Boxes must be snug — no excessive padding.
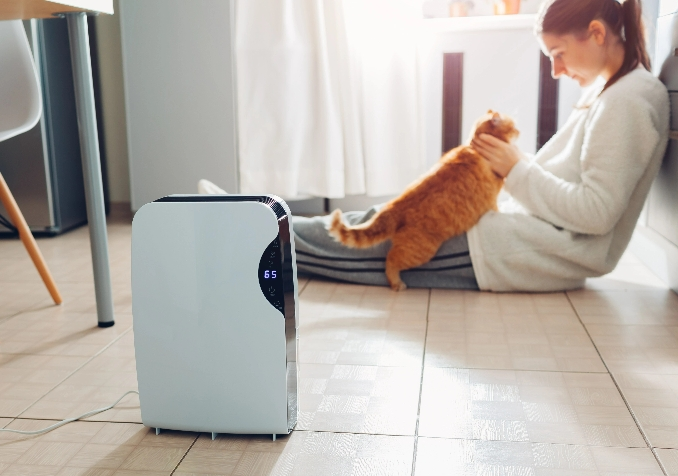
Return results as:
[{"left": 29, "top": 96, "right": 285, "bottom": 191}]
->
[{"left": 471, "top": 133, "right": 524, "bottom": 178}]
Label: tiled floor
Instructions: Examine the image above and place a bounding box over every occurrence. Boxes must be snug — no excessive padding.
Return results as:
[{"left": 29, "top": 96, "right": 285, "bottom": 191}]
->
[{"left": 1, "top": 210, "right": 678, "bottom": 475}]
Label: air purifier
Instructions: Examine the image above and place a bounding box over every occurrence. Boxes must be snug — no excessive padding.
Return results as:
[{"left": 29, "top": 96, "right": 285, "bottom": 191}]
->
[{"left": 131, "top": 195, "right": 298, "bottom": 439}]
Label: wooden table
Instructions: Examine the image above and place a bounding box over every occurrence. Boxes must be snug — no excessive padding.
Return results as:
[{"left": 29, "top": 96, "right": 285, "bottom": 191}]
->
[{"left": 1, "top": 0, "right": 116, "bottom": 327}]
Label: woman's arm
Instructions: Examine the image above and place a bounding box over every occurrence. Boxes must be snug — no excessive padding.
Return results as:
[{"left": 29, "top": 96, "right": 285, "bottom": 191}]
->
[{"left": 476, "top": 96, "right": 661, "bottom": 235}]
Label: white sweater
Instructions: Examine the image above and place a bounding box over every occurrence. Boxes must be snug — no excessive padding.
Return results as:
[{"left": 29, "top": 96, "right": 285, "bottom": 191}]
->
[{"left": 468, "top": 68, "right": 670, "bottom": 292}]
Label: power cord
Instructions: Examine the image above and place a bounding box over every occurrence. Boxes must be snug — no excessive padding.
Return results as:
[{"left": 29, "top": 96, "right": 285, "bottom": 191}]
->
[
  {"left": 0, "top": 212, "right": 17, "bottom": 234},
  {"left": 0, "top": 390, "right": 139, "bottom": 436}
]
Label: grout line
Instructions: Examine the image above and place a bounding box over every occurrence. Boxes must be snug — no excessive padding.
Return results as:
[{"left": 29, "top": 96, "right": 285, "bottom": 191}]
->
[
  {"left": 170, "top": 432, "right": 200, "bottom": 475},
  {"left": 410, "top": 288, "right": 432, "bottom": 476},
  {"left": 565, "top": 292, "right": 669, "bottom": 476},
  {"left": 14, "top": 325, "right": 134, "bottom": 421},
  {"left": 410, "top": 433, "right": 651, "bottom": 448},
  {"left": 298, "top": 277, "right": 312, "bottom": 296},
  {"left": 411, "top": 366, "right": 609, "bottom": 374}
]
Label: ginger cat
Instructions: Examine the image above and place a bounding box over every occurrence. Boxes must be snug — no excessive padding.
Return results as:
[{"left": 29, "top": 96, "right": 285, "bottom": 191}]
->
[{"left": 328, "top": 110, "right": 519, "bottom": 291}]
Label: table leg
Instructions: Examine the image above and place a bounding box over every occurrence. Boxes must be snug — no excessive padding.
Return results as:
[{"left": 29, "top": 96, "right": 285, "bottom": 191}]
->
[{"left": 65, "top": 12, "right": 115, "bottom": 328}]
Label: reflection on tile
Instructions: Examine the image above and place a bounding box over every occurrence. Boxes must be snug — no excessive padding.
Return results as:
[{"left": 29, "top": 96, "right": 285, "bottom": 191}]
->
[
  {"left": 418, "top": 368, "right": 644, "bottom": 447},
  {"left": 296, "top": 363, "right": 421, "bottom": 435},
  {"left": 425, "top": 290, "right": 606, "bottom": 372},
  {"left": 414, "top": 437, "right": 663, "bottom": 475},
  {"left": 298, "top": 283, "right": 428, "bottom": 367},
  {"left": 270, "top": 431, "right": 414, "bottom": 476},
  {"left": 175, "top": 433, "right": 288, "bottom": 475}
]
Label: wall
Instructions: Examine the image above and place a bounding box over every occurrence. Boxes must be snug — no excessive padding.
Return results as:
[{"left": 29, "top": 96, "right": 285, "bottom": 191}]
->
[{"left": 94, "top": 0, "right": 130, "bottom": 205}]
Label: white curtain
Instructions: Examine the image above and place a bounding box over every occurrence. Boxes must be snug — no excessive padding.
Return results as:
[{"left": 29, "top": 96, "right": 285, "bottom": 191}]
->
[{"left": 235, "top": 0, "right": 426, "bottom": 199}]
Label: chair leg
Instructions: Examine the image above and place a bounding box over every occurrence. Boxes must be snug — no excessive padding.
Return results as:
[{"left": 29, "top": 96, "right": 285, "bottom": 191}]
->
[{"left": 0, "top": 171, "right": 62, "bottom": 305}]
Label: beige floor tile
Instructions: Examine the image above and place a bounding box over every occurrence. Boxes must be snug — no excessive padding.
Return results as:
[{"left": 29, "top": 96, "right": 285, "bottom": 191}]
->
[
  {"left": 568, "top": 289, "right": 678, "bottom": 326},
  {"left": 0, "top": 353, "right": 92, "bottom": 418},
  {"left": 657, "top": 448, "right": 678, "bottom": 476},
  {"left": 425, "top": 291, "right": 606, "bottom": 372},
  {"left": 89, "top": 423, "right": 149, "bottom": 447},
  {"left": 0, "top": 308, "right": 132, "bottom": 357},
  {"left": 20, "top": 332, "right": 140, "bottom": 423},
  {"left": 613, "top": 372, "right": 678, "bottom": 448},
  {"left": 111, "top": 470, "right": 168, "bottom": 475},
  {"left": 418, "top": 368, "right": 645, "bottom": 447},
  {"left": 414, "top": 437, "right": 663, "bottom": 475},
  {"left": 298, "top": 281, "right": 428, "bottom": 368},
  {"left": 117, "top": 446, "right": 188, "bottom": 472},
  {"left": 175, "top": 447, "right": 243, "bottom": 474},
  {"left": 265, "top": 431, "right": 413, "bottom": 476},
  {"left": 1, "top": 463, "right": 64, "bottom": 475},
  {"left": 296, "top": 363, "right": 420, "bottom": 435},
  {"left": 57, "top": 468, "right": 115, "bottom": 475},
  {"left": 16, "top": 441, "right": 85, "bottom": 466},
  {"left": 67, "top": 444, "right": 136, "bottom": 470},
  {"left": 0, "top": 438, "right": 36, "bottom": 465},
  {"left": 175, "top": 432, "right": 291, "bottom": 475},
  {"left": 0, "top": 420, "right": 105, "bottom": 445}
]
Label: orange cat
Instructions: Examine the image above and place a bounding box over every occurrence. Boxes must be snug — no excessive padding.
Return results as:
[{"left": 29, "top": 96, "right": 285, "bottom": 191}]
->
[{"left": 328, "top": 110, "right": 519, "bottom": 291}]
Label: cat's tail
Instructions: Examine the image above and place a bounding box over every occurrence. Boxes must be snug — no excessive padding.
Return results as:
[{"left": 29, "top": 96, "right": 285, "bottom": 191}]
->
[{"left": 328, "top": 208, "right": 394, "bottom": 248}]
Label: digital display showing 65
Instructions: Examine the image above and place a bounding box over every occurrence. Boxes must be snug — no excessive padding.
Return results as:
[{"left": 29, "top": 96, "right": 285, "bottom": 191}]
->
[{"left": 258, "top": 237, "right": 285, "bottom": 314}]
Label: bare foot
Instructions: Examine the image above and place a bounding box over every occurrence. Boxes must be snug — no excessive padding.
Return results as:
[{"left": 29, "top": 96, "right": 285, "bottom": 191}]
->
[{"left": 198, "top": 179, "right": 227, "bottom": 194}]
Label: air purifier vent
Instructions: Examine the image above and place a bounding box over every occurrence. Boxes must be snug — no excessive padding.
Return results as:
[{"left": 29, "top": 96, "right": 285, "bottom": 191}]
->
[{"left": 155, "top": 194, "right": 288, "bottom": 220}]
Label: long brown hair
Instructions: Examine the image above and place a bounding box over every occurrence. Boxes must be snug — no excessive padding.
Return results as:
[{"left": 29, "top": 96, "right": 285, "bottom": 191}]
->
[{"left": 535, "top": 0, "right": 651, "bottom": 91}]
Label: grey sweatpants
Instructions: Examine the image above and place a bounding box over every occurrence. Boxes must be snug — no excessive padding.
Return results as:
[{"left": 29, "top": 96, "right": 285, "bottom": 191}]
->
[{"left": 292, "top": 206, "right": 479, "bottom": 289}]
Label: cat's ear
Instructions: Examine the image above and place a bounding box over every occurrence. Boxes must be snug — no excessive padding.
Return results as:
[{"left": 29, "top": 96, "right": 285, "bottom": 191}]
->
[
  {"left": 491, "top": 112, "right": 501, "bottom": 126},
  {"left": 487, "top": 109, "right": 494, "bottom": 114}
]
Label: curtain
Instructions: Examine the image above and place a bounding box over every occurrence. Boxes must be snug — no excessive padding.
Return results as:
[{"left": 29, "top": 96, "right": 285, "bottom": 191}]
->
[{"left": 235, "top": 0, "right": 426, "bottom": 199}]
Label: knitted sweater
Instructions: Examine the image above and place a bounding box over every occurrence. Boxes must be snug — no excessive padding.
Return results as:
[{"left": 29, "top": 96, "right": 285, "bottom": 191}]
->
[{"left": 467, "top": 68, "right": 670, "bottom": 292}]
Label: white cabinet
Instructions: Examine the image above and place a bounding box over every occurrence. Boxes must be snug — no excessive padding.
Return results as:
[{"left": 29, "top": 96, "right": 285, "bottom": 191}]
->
[
  {"left": 119, "top": 0, "right": 238, "bottom": 211},
  {"left": 419, "top": 14, "right": 580, "bottom": 167}
]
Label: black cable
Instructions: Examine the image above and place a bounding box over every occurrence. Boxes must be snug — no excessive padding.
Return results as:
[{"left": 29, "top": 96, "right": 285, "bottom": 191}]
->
[{"left": 0, "top": 212, "right": 17, "bottom": 234}]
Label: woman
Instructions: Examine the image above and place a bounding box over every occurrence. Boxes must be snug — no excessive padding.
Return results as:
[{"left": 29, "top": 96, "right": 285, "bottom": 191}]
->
[{"left": 292, "top": 0, "right": 670, "bottom": 291}]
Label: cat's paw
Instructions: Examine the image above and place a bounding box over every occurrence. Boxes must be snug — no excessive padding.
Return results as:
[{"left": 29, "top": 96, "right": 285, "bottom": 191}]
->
[{"left": 390, "top": 280, "right": 407, "bottom": 292}]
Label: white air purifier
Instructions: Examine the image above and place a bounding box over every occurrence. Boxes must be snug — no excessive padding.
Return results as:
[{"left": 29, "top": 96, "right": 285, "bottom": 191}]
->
[{"left": 131, "top": 195, "right": 298, "bottom": 439}]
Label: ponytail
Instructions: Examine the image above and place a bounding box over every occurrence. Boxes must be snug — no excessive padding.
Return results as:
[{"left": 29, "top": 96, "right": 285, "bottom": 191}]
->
[
  {"left": 536, "top": 0, "right": 651, "bottom": 92},
  {"left": 607, "top": 0, "right": 651, "bottom": 89}
]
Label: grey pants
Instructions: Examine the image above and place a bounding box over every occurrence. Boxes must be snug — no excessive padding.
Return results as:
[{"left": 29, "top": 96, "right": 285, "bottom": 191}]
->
[{"left": 292, "top": 206, "right": 479, "bottom": 289}]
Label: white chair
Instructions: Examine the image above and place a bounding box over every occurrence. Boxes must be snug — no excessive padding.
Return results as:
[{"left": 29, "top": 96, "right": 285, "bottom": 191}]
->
[{"left": 0, "top": 20, "right": 62, "bottom": 305}]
